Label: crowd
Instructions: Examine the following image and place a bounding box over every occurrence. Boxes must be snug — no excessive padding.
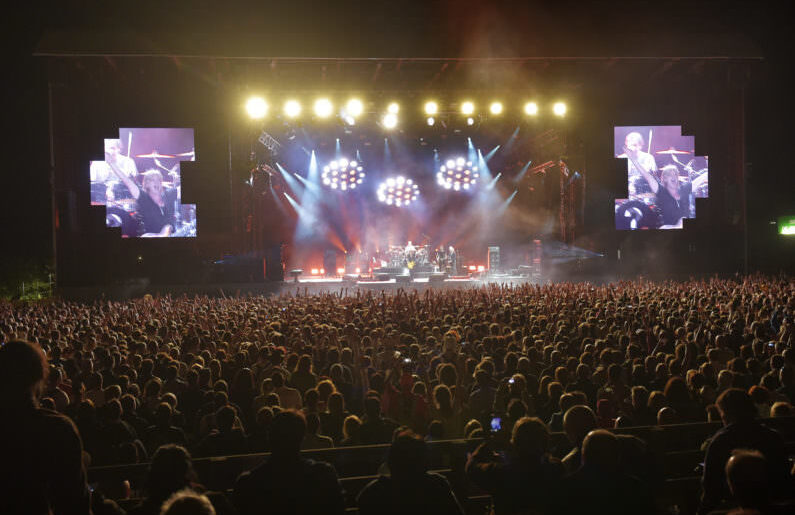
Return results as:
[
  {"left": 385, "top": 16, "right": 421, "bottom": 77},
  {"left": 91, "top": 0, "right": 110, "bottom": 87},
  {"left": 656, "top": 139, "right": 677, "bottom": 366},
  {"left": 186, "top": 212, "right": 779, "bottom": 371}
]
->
[{"left": 1, "top": 275, "right": 793, "bottom": 514}]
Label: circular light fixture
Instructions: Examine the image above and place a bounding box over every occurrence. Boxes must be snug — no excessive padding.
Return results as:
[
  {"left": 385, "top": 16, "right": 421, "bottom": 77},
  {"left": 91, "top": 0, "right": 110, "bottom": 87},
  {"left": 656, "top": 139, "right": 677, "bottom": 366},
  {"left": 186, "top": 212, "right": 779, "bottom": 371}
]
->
[
  {"left": 377, "top": 176, "right": 420, "bottom": 207},
  {"left": 387, "top": 102, "right": 400, "bottom": 114},
  {"left": 461, "top": 101, "right": 475, "bottom": 115},
  {"left": 489, "top": 102, "right": 503, "bottom": 115},
  {"left": 426, "top": 116, "right": 435, "bottom": 126},
  {"left": 284, "top": 100, "right": 302, "bottom": 118},
  {"left": 246, "top": 97, "right": 268, "bottom": 119},
  {"left": 424, "top": 101, "right": 438, "bottom": 115},
  {"left": 553, "top": 102, "right": 567, "bottom": 116},
  {"left": 382, "top": 113, "right": 398, "bottom": 129},
  {"left": 321, "top": 158, "right": 365, "bottom": 191},
  {"left": 466, "top": 117, "right": 475, "bottom": 126},
  {"left": 524, "top": 102, "right": 539, "bottom": 116},
  {"left": 437, "top": 157, "right": 480, "bottom": 192},
  {"left": 314, "top": 98, "right": 333, "bottom": 118},
  {"left": 346, "top": 98, "right": 364, "bottom": 117}
]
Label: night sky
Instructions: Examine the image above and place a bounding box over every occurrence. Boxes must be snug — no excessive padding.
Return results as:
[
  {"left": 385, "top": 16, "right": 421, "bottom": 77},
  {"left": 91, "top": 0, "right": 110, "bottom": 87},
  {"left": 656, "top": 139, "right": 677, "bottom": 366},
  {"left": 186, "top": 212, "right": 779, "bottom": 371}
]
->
[{"left": 3, "top": 1, "right": 793, "bottom": 278}]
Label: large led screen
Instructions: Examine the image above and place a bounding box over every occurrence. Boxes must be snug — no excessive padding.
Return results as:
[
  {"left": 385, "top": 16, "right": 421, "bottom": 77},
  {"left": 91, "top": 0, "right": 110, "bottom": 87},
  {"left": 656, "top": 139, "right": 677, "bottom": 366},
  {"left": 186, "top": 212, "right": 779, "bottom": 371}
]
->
[
  {"left": 89, "top": 128, "right": 197, "bottom": 237},
  {"left": 614, "top": 126, "right": 708, "bottom": 230}
]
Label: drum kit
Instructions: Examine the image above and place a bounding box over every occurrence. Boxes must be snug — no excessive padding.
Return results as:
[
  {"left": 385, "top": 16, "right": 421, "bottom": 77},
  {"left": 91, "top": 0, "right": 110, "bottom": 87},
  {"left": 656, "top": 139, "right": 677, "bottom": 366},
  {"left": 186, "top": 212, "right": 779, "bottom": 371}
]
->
[
  {"left": 387, "top": 244, "right": 430, "bottom": 269},
  {"left": 93, "top": 149, "right": 197, "bottom": 237}
]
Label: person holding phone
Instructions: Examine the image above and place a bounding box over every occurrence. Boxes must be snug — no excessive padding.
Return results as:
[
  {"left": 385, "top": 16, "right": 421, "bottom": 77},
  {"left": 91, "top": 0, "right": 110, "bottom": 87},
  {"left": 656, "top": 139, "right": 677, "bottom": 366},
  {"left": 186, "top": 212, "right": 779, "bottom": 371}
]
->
[{"left": 466, "top": 417, "right": 563, "bottom": 515}]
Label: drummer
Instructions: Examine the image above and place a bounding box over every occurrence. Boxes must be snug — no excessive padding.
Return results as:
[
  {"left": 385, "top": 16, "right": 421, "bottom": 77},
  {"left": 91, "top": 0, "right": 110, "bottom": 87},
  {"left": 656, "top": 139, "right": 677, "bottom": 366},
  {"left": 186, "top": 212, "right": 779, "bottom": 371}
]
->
[{"left": 110, "top": 166, "right": 175, "bottom": 237}]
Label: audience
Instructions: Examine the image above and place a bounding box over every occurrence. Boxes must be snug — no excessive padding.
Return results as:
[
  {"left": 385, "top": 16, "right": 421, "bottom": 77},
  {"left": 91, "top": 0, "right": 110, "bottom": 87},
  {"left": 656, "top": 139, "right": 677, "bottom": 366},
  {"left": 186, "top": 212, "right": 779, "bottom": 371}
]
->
[{"left": 1, "top": 275, "right": 793, "bottom": 514}]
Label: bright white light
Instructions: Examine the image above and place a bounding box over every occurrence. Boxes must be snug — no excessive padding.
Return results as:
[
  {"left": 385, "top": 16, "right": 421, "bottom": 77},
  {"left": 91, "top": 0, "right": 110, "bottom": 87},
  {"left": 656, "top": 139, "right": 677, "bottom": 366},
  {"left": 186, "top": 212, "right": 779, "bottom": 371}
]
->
[
  {"left": 437, "top": 157, "right": 480, "bottom": 192},
  {"left": 427, "top": 117, "right": 435, "bottom": 126},
  {"left": 322, "top": 158, "right": 364, "bottom": 191},
  {"left": 383, "top": 113, "right": 398, "bottom": 129},
  {"left": 489, "top": 102, "right": 503, "bottom": 115},
  {"left": 377, "top": 175, "right": 420, "bottom": 207},
  {"left": 284, "top": 100, "right": 302, "bottom": 118},
  {"left": 467, "top": 117, "right": 474, "bottom": 126},
  {"left": 344, "top": 116, "right": 356, "bottom": 126},
  {"left": 553, "top": 102, "right": 567, "bottom": 116},
  {"left": 461, "top": 101, "right": 475, "bottom": 115},
  {"left": 387, "top": 102, "right": 400, "bottom": 114},
  {"left": 524, "top": 102, "right": 539, "bottom": 116},
  {"left": 246, "top": 97, "right": 268, "bottom": 119},
  {"left": 424, "top": 101, "right": 438, "bottom": 115},
  {"left": 346, "top": 98, "right": 364, "bottom": 117},
  {"left": 314, "top": 98, "right": 333, "bottom": 118}
]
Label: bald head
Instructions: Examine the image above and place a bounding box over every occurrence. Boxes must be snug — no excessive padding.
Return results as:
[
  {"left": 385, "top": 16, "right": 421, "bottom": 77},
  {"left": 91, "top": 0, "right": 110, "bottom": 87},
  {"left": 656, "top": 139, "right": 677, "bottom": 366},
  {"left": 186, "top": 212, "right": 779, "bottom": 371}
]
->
[{"left": 582, "top": 429, "right": 619, "bottom": 470}]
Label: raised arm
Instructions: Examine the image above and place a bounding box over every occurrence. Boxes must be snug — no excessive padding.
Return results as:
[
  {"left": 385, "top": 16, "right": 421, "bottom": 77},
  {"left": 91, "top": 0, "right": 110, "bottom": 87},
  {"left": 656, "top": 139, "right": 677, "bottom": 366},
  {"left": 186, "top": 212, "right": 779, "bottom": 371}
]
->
[{"left": 108, "top": 156, "right": 140, "bottom": 199}]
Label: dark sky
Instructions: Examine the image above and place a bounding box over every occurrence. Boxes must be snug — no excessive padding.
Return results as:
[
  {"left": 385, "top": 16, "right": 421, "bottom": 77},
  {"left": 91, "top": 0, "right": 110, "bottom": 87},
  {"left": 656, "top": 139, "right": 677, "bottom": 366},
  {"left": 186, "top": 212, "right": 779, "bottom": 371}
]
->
[{"left": 2, "top": 1, "right": 793, "bottom": 270}]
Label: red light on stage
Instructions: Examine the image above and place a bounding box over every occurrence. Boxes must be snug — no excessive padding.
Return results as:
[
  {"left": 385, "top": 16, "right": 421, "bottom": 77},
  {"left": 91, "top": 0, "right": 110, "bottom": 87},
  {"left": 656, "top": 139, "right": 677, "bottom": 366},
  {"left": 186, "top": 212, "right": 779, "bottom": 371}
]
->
[
  {"left": 311, "top": 268, "right": 319, "bottom": 275},
  {"left": 336, "top": 267, "right": 345, "bottom": 275},
  {"left": 355, "top": 267, "right": 361, "bottom": 273},
  {"left": 320, "top": 268, "right": 325, "bottom": 275},
  {"left": 477, "top": 265, "right": 486, "bottom": 272},
  {"left": 468, "top": 265, "right": 477, "bottom": 271}
]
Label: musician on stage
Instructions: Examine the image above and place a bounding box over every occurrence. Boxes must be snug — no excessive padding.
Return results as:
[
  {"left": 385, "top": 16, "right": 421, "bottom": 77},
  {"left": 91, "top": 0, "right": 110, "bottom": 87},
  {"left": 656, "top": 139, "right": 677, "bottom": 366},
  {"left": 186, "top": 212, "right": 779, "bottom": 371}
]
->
[
  {"left": 636, "top": 164, "right": 708, "bottom": 229},
  {"left": 448, "top": 246, "right": 457, "bottom": 274},
  {"left": 111, "top": 167, "right": 175, "bottom": 237},
  {"left": 622, "top": 132, "right": 657, "bottom": 197}
]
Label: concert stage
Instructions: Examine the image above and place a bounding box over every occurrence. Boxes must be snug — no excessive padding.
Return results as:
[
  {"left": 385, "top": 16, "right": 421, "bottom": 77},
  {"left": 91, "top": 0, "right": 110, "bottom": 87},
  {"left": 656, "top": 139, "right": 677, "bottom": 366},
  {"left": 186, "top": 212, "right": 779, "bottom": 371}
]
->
[{"left": 283, "top": 274, "right": 536, "bottom": 295}]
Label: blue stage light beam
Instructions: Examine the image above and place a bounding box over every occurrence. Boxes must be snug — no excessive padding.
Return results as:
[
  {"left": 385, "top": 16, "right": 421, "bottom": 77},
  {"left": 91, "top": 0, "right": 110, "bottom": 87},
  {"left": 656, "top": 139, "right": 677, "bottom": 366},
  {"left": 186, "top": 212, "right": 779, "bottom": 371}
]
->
[
  {"left": 275, "top": 163, "right": 302, "bottom": 194},
  {"left": 513, "top": 159, "right": 533, "bottom": 184},
  {"left": 307, "top": 150, "right": 319, "bottom": 183},
  {"left": 502, "top": 126, "right": 520, "bottom": 154},
  {"left": 293, "top": 172, "right": 321, "bottom": 194},
  {"left": 494, "top": 190, "right": 518, "bottom": 216},
  {"left": 485, "top": 145, "right": 500, "bottom": 162},
  {"left": 335, "top": 138, "right": 341, "bottom": 158},
  {"left": 384, "top": 138, "right": 392, "bottom": 163},
  {"left": 467, "top": 138, "right": 477, "bottom": 164},
  {"left": 486, "top": 172, "right": 502, "bottom": 190}
]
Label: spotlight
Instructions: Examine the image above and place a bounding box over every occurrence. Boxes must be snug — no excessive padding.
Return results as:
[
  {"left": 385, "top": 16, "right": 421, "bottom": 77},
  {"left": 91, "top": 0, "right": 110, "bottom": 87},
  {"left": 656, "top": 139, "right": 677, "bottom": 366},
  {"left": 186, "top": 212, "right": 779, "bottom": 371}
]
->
[
  {"left": 437, "top": 157, "right": 480, "bottom": 192},
  {"left": 346, "top": 98, "right": 364, "bottom": 117},
  {"left": 387, "top": 102, "right": 400, "bottom": 114},
  {"left": 426, "top": 116, "right": 435, "bottom": 126},
  {"left": 377, "top": 176, "right": 420, "bottom": 207},
  {"left": 382, "top": 113, "right": 398, "bottom": 129},
  {"left": 553, "top": 102, "right": 567, "bottom": 116},
  {"left": 314, "top": 98, "right": 333, "bottom": 118},
  {"left": 284, "top": 100, "right": 302, "bottom": 118},
  {"left": 466, "top": 117, "right": 475, "bottom": 126},
  {"left": 524, "top": 102, "right": 539, "bottom": 116},
  {"left": 322, "top": 158, "right": 365, "bottom": 191},
  {"left": 489, "top": 102, "right": 503, "bottom": 115},
  {"left": 461, "top": 101, "right": 475, "bottom": 115},
  {"left": 245, "top": 97, "right": 268, "bottom": 119},
  {"left": 424, "top": 101, "right": 438, "bottom": 115}
]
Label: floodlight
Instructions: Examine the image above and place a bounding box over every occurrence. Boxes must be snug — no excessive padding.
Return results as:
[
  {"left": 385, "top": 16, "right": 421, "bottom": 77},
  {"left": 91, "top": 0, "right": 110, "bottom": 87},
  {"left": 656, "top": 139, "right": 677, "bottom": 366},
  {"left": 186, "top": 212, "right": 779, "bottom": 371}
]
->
[
  {"left": 387, "top": 102, "right": 400, "bottom": 114},
  {"left": 346, "top": 98, "right": 364, "bottom": 117},
  {"left": 553, "top": 102, "right": 567, "bottom": 116},
  {"left": 424, "top": 101, "right": 438, "bottom": 115},
  {"left": 284, "top": 100, "right": 302, "bottom": 118},
  {"left": 461, "top": 101, "right": 475, "bottom": 115},
  {"left": 382, "top": 113, "right": 398, "bottom": 129},
  {"left": 489, "top": 102, "right": 503, "bottom": 115},
  {"left": 524, "top": 102, "right": 539, "bottom": 116},
  {"left": 246, "top": 97, "right": 268, "bottom": 119},
  {"left": 314, "top": 98, "right": 333, "bottom": 118}
]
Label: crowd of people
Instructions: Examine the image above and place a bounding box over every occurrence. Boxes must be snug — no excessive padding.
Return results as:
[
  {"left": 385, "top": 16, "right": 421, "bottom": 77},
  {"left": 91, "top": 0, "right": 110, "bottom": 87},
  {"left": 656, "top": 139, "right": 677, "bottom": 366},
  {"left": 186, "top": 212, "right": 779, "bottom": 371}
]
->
[{"left": 1, "top": 275, "right": 793, "bottom": 514}]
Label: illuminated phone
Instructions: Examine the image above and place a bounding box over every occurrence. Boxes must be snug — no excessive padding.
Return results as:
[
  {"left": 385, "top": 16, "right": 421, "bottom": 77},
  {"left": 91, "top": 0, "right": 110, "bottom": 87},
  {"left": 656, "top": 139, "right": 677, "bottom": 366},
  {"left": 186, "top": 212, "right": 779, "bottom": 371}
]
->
[{"left": 490, "top": 416, "right": 502, "bottom": 432}]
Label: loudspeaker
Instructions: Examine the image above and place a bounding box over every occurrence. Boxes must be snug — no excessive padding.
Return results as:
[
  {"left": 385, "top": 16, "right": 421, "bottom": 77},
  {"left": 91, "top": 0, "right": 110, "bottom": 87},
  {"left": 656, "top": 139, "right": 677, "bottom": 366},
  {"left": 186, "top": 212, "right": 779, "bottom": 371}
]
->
[
  {"left": 429, "top": 272, "right": 446, "bottom": 283},
  {"left": 396, "top": 274, "right": 411, "bottom": 284},
  {"left": 488, "top": 246, "right": 500, "bottom": 273}
]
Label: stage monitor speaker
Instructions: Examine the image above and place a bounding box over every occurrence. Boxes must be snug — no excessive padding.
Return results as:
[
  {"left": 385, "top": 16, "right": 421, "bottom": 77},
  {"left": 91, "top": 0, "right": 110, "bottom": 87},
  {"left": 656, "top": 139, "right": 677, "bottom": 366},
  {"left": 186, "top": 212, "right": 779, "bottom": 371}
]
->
[
  {"left": 323, "top": 250, "right": 337, "bottom": 277},
  {"left": 396, "top": 274, "right": 411, "bottom": 284},
  {"left": 488, "top": 246, "right": 500, "bottom": 273},
  {"left": 376, "top": 273, "right": 391, "bottom": 281}
]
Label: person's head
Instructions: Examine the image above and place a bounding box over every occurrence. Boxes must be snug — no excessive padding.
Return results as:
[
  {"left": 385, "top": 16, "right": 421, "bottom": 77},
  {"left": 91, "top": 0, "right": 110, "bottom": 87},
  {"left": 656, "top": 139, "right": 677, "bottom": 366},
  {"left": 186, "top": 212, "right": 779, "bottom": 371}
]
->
[
  {"left": 624, "top": 132, "right": 644, "bottom": 153},
  {"left": 511, "top": 417, "right": 550, "bottom": 460},
  {"left": 269, "top": 410, "right": 306, "bottom": 456},
  {"left": 0, "top": 340, "right": 49, "bottom": 403},
  {"left": 581, "top": 429, "right": 619, "bottom": 471},
  {"left": 215, "top": 405, "right": 236, "bottom": 433},
  {"left": 716, "top": 388, "right": 757, "bottom": 425},
  {"left": 725, "top": 449, "right": 770, "bottom": 509},
  {"left": 770, "top": 401, "right": 793, "bottom": 417},
  {"left": 343, "top": 414, "right": 362, "bottom": 441},
  {"left": 660, "top": 165, "right": 680, "bottom": 192},
  {"left": 104, "top": 139, "right": 122, "bottom": 157},
  {"left": 327, "top": 391, "right": 345, "bottom": 414},
  {"left": 388, "top": 430, "right": 428, "bottom": 479},
  {"left": 657, "top": 406, "right": 678, "bottom": 425},
  {"left": 160, "top": 489, "right": 216, "bottom": 515},
  {"left": 147, "top": 445, "right": 196, "bottom": 501},
  {"left": 563, "top": 405, "right": 597, "bottom": 447},
  {"left": 305, "top": 413, "right": 321, "bottom": 436},
  {"left": 142, "top": 170, "right": 164, "bottom": 198}
]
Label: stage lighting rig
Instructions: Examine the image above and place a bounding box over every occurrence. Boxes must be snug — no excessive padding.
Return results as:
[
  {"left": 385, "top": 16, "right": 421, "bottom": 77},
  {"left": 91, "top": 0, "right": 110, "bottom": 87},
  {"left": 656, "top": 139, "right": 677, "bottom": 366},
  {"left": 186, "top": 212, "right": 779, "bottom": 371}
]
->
[
  {"left": 437, "top": 157, "right": 480, "bottom": 191},
  {"left": 553, "top": 102, "right": 567, "bottom": 117},
  {"left": 314, "top": 98, "right": 334, "bottom": 118},
  {"left": 246, "top": 97, "right": 268, "bottom": 119},
  {"left": 284, "top": 100, "right": 301, "bottom": 118},
  {"left": 524, "top": 102, "right": 539, "bottom": 116},
  {"left": 377, "top": 176, "right": 419, "bottom": 207},
  {"left": 322, "top": 158, "right": 365, "bottom": 191}
]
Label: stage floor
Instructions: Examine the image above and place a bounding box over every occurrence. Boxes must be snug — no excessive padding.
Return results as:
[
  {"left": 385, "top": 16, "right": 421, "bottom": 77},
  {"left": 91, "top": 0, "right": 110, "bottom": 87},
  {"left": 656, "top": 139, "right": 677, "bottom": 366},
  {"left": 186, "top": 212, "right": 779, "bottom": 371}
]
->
[{"left": 281, "top": 274, "right": 536, "bottom": 294}]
